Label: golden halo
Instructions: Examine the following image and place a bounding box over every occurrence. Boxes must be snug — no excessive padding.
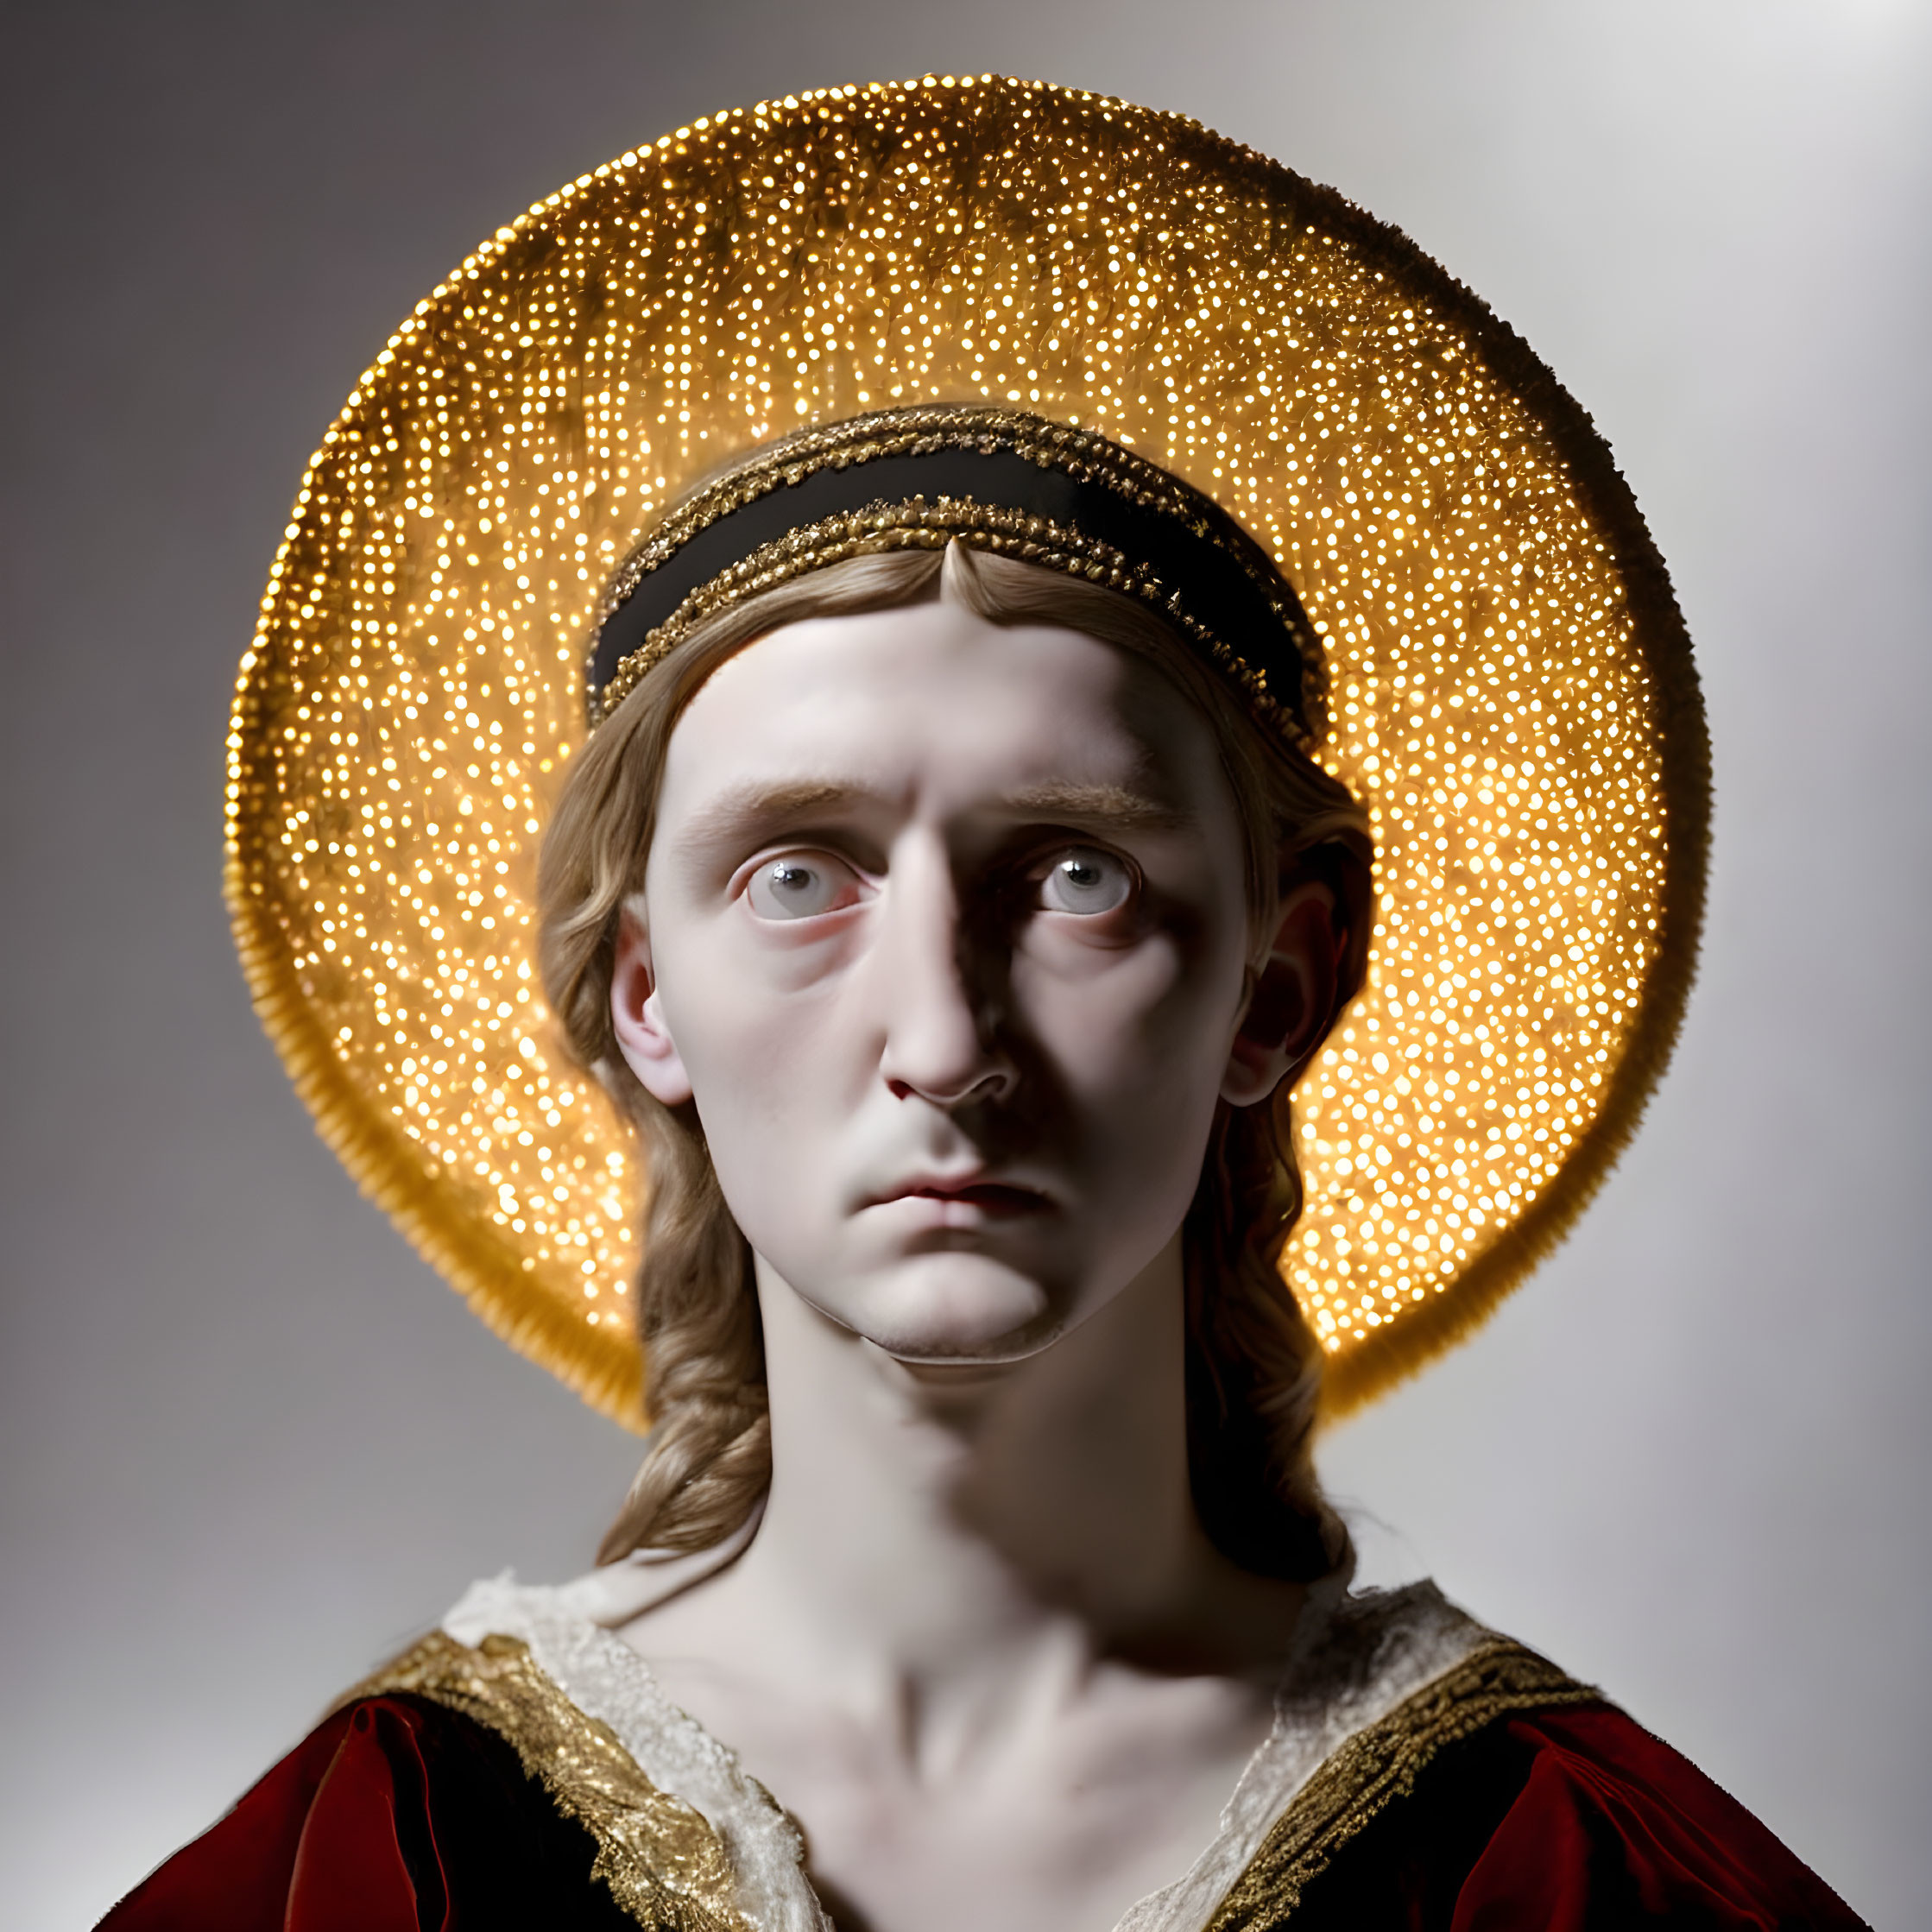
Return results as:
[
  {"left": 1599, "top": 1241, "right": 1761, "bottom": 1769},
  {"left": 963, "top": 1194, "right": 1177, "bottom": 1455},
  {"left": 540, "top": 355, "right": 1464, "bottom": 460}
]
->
[{"left": 225, "top": 75, "right": 1707, "bottom": 1430}]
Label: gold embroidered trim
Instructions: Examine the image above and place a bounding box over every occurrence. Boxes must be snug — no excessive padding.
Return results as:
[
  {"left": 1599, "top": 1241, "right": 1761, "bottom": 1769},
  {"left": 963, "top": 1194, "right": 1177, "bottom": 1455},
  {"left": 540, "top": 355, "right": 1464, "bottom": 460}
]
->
[
  {"left": 343, "top": 1631, "right": 751, "bottom": 1932},
  {"left": 589, "top": 401, "right": 1323, "bottom": 742},
  {"left": 1203, "top": 1639, "right": 1605, "bottom": 1930},
  {"left": 339, "top": 1629, "right": 1593, "bottom": 1931}
]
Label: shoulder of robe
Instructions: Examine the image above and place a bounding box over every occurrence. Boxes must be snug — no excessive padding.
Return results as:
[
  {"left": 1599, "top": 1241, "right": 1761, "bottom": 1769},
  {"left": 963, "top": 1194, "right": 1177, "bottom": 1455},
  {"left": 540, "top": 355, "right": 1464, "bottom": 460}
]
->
[
  {"left": 96, "top": 1631, "right": 750, "bottom": 1932},
  {"left": 1208, "top": 1635, "right": 1870, "bottom": 1932}
]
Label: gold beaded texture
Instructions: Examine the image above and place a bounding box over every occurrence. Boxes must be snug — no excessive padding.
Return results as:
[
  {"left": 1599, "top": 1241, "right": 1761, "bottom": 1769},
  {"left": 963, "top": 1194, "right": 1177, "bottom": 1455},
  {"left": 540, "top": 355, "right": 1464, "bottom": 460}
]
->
[{"left": 225, "top": 76, "right": 1707, "bottom": 1429}]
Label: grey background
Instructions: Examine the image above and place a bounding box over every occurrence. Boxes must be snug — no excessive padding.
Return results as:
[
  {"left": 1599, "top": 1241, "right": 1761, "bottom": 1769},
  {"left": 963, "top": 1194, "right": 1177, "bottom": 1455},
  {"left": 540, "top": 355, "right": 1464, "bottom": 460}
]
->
[{"left": 3, "top": 3, "right": 1926, "bottom": 1925}]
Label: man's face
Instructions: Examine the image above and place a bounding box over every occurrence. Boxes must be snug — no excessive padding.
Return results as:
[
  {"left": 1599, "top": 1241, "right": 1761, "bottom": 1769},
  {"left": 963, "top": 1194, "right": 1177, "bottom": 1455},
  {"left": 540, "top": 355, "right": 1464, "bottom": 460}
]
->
[{"left": 618, "top": 597, "right": 1256, "bottom": 1361}]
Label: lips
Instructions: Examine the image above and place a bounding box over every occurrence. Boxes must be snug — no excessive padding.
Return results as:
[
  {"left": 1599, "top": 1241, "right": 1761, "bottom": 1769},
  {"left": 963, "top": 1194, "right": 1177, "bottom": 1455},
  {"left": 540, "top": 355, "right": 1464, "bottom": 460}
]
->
[{"left": 868, "top": 1174, "right": 1051, "bottom": 1220}]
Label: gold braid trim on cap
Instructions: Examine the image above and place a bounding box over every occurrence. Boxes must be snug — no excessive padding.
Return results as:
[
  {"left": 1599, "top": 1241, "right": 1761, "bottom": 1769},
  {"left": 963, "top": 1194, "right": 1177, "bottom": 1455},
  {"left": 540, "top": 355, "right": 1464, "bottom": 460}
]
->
[
  {"left": 593, "top": 494, "right": 1297, "bottom": 741},
  {"left": 589, "top": 401, "right": 1323, "bottom": 742},
  {"left": 1204, "top": 1638, "right": 1605, "bottom": 1929},
  {"left": 344, "top": 1631, "right": 751, "bottom": 1931}
]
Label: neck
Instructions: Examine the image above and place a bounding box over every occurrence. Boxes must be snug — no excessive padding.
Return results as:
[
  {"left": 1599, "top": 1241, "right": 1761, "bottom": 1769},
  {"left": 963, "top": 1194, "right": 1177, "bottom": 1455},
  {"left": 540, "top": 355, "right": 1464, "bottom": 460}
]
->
[{"left": 736, "top": 1235, "right": 1227, "bottom": 1702}]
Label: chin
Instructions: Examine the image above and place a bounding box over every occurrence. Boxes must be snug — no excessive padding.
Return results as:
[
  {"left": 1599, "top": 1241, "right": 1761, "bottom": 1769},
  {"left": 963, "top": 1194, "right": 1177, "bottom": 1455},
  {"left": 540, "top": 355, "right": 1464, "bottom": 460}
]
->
[{"left": 843, "top": 1253, "right": 1064, "bottom": 1362}]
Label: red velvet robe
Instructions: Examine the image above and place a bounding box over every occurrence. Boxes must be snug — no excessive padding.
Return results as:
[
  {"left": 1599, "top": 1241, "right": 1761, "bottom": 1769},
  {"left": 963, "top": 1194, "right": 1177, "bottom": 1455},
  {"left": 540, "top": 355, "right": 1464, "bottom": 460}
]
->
[{"left": 102, "top": 1688, "right": 1864, "bottom": 1930}]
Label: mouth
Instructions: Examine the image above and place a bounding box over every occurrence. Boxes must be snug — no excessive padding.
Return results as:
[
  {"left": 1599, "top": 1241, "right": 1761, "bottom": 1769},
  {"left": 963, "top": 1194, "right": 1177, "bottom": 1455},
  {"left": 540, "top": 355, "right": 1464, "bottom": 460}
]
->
[{"left": 868, "top": 1175, "right": 1052, "bottom": 1222}]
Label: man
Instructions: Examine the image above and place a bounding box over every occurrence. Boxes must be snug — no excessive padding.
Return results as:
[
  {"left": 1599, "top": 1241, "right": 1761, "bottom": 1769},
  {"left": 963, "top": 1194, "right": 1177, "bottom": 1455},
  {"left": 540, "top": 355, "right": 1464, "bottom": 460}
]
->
[{"left": 105, "top": 80, "right": 1864, "bottom": 1929}]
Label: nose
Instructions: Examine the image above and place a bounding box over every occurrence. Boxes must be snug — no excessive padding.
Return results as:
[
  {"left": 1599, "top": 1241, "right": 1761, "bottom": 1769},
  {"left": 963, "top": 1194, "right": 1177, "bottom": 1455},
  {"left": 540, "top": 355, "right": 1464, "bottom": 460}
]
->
[{"left": 874, "top": 837, "right": 1014, "bottom": 1108}]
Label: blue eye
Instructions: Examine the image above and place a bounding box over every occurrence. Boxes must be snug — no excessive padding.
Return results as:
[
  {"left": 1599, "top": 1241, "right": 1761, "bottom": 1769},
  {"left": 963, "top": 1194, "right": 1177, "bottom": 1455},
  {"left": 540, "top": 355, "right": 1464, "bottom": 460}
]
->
[
  {"left": 1038, "top": 848, "right": 1133, "bottom": 915},
  {"left": 745, "top": 854, "right": 861, "bottom": 919}
]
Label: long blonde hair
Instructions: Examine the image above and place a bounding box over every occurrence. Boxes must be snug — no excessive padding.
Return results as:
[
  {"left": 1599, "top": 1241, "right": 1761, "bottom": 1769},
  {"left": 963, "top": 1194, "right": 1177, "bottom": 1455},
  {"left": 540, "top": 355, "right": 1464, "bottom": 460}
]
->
[{"left": 539, "top": 541, "right": 1371, "bottom": 1579}]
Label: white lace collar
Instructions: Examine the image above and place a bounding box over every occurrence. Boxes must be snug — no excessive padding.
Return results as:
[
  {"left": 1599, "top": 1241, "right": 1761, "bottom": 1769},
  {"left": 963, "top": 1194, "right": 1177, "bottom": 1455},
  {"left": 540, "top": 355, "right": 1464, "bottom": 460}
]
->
[{"left": 442, "top": 1565, "right": 1493, "bottom": 1932}]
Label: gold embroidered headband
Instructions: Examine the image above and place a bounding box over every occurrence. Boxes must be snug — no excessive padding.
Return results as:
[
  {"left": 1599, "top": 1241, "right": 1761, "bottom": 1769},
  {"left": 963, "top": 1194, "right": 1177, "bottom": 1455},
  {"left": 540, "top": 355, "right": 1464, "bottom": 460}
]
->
[
  {"left": 225, "top": 76, "right": 1708, "bottom": 1429},
  {"left": 588, "top": 402, "right": 1324, "bottom": 741}
]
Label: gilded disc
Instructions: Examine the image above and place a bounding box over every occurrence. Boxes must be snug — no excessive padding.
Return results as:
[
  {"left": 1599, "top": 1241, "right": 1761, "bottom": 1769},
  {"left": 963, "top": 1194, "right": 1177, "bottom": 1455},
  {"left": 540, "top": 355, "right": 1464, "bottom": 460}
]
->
[{"left": 225, "top": 76, "right": 1707, "bottom": 1428}]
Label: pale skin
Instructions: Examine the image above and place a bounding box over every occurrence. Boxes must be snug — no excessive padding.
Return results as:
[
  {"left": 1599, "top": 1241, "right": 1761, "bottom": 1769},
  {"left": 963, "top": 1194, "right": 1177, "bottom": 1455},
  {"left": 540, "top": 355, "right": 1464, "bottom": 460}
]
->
[{"left": 608, "top": 587, "right": 1344, "bottom": 1932}]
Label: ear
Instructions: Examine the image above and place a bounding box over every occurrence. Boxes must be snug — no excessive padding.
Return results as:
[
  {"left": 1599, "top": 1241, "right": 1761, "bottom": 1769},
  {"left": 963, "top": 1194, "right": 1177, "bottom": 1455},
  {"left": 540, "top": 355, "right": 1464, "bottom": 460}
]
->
[
  {"left": 1221, "top": 881, "right": 1345, "bottom": 1108},
  {"left": 609, "top": 907, "right": 694, "bottom": 1106}
]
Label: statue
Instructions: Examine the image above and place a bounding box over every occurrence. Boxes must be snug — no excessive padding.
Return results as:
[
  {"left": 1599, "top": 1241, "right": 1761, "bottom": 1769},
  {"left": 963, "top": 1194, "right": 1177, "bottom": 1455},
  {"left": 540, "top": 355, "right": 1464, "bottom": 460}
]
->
[{"left": 101, "top": 79, "right": 1864, "bottom": 1931}]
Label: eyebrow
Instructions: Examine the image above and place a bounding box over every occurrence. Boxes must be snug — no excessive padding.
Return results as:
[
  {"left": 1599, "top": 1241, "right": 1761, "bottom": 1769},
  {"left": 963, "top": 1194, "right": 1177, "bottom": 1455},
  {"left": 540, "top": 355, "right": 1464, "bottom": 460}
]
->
[
  {"left": 675, "top": 774, "right": 1193, "bottom": 858},
  {"left": 997, "top": 780, "right": 1192, "bottom": 832},
  {"left": 678, "top": 780, "right": 874, "bottom": 854}
]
